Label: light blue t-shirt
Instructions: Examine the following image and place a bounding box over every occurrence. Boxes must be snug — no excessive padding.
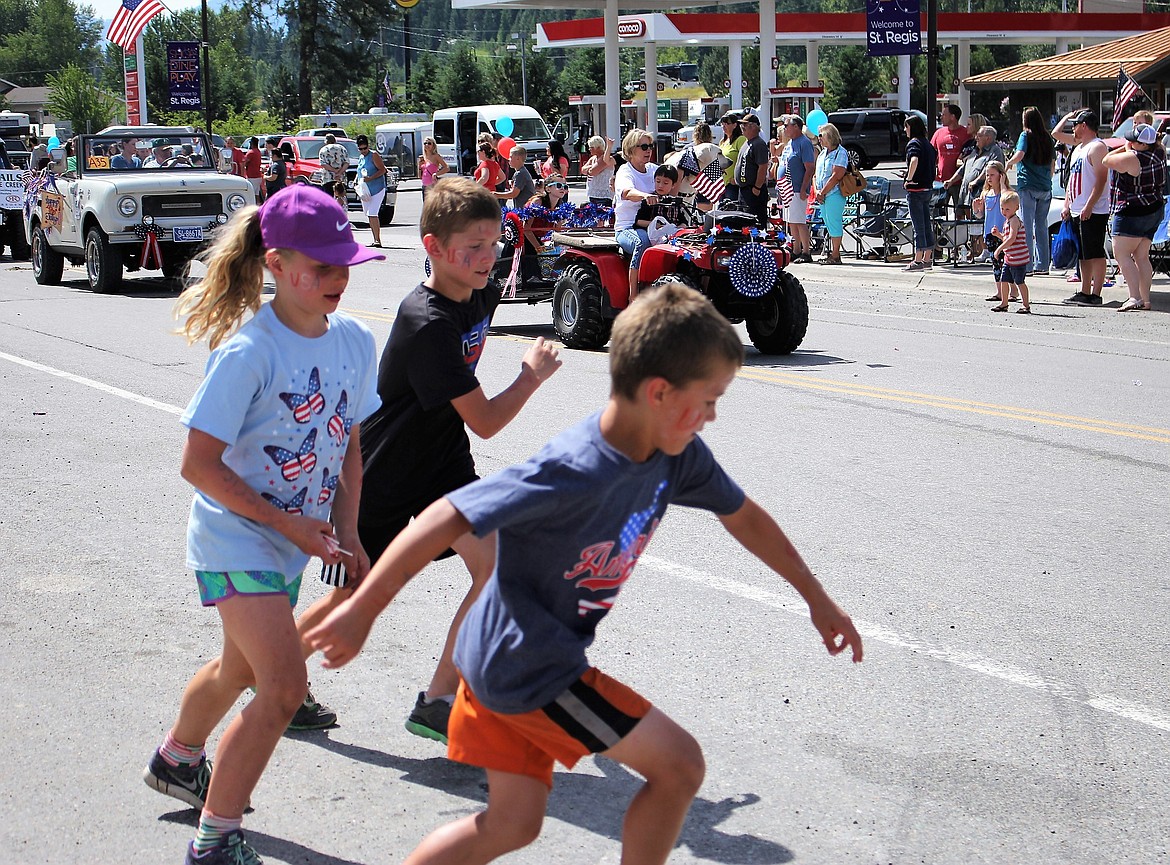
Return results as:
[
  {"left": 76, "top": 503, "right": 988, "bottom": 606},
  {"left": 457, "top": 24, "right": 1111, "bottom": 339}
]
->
[
  {"left": 783, "top": 134, "right": 816, "bottom": 195},
  {"left": 182, "top": 304, "right": 380, "bottom": 578},
  {"left": 1014, "top": 132, "right": 1052, "bottom": 192},
  {"left": 448, "top": 412, "right": 746, "bottom": 714},
  {"left": 982, "top": 191, "right": 1006, "bottom": 237},
  {"left": 814, "top": 146, "right": 850, "bottom": 197}
]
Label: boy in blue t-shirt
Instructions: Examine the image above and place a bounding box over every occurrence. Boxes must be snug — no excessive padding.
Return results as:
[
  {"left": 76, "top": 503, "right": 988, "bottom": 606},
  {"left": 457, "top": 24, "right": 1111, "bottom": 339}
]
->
[{"left": 307, "top": 282, "right": 862, "bottom": 865}]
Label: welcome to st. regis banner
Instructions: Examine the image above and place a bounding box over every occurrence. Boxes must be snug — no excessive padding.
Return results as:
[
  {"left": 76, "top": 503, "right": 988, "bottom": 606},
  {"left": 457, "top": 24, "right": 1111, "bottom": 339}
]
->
[{"left": 866, "top": 0, "right": 922, "bottom": 57}]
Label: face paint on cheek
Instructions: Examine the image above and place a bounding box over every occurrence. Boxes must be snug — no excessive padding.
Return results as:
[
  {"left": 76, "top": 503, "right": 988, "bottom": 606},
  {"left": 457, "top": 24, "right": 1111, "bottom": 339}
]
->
[{"left": 677, "top": 407, "right": 704, "bottom": 431}]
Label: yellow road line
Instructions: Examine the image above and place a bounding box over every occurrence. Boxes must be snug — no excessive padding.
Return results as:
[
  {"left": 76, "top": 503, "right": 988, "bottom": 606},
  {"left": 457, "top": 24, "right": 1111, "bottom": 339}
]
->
[{"left": 738, "top": 368, "right": 1170, "bottom": 444}]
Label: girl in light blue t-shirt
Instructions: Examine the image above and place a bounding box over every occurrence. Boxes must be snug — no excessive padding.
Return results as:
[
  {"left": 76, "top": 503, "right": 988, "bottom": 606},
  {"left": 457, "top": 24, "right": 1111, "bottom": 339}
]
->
[{"left": 142, "top": 185, "right": 383, "bottom": 865}]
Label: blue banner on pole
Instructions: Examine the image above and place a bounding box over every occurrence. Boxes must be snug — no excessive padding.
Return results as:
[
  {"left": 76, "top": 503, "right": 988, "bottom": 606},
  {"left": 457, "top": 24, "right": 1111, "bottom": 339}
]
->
[
  {"left": 166, "top": 41, "right": 202, "bottom": 110},
  {"left": 866, "top": 0, "right": 921, "bottom": 57}
]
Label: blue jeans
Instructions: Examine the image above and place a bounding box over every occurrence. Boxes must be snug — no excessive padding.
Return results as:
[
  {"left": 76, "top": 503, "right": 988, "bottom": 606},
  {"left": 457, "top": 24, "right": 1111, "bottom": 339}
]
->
[
  {"left": 1019, "top": 186, "right": 1053, "bottom": 272},
  {"left": 616, "top": 228, "right": 651, "bottom": 267},
  {"left": 907, "top": 189, "right": 935, "bottom": 252}
]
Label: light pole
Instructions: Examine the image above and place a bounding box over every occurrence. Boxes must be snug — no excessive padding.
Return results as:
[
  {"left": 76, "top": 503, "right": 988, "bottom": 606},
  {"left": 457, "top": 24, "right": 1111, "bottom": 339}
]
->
[{"left": 507, "top": 32, "right": 527, "bottom": 106}]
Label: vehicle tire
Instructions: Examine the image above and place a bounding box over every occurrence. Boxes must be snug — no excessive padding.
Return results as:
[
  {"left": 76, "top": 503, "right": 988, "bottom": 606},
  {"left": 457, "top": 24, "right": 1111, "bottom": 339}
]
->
[
  {"left": 746, "top": 270, "right": 808, "bottom": 355},
  {"left": 552, "top": 262, "right": 611, "bottom": 350},
  {"left": 85, "top": 227, "right": 123, "bottom": 294},
  {"left": 31, "top": 223, "right": 65, "bottom": 285},
  {"left": 378, "top": 202, "right": 395, "bottom": 224},
  {"left": 648, "top": 272, "right": 701, "bottom": 295},
  {"left": 846, "top": 144, "right": 867, "bottom": 170},
  {"left": 7, "top": 219, "right": 30, "bottom": 261},
  {"left": 294, "top": 175, "right": 309, "bottom": 185}
]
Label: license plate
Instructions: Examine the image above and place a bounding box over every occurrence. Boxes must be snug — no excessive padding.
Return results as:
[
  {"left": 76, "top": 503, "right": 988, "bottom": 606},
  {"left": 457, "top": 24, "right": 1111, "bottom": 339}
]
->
[{"left": 173, "top": 226, "right": 204, "bottom": 243}]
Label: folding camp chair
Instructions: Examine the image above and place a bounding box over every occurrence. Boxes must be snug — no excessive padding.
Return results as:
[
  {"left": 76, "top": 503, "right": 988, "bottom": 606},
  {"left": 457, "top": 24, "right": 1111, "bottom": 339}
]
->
[{"left": 844, "top": 176, "right": 913, "bottom": 262}]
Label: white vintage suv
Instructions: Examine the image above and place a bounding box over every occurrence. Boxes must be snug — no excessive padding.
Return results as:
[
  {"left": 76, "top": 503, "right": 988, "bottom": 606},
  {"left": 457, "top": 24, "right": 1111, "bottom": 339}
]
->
[{"left": 27, "top": 132, "right": 254, "bottom": 293}]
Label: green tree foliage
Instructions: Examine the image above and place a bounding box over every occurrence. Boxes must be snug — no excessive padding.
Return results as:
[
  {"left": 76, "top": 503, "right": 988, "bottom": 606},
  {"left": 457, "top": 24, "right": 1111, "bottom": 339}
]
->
[
  {"left": 525, "top": 50, "right": 558, "bottom": 119},
  {"left": 822, "top": 45, "right": 880, "bottom": 111},
  {"left": 557, "top": 48, "right": 604, "bottom": 103},
  {"left": 0, "top": 0, "right": 101, "bottom": 87},
  {"left": 409, "top": 50, "right": 440, "bottom": 113},
  {"left": 46, "top": 64, "right": 120, "bottom": 132},
  {"left": 265, "top": 62, "right": 300, "bottom": 131},
  {"left": 432, "top": 42, "right": 490, "bottom": 109}
]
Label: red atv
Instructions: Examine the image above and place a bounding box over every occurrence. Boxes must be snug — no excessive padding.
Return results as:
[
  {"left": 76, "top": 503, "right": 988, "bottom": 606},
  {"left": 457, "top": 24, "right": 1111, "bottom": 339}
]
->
[{"left": 547, "top": 202, "right": 808, "bottom": 354}]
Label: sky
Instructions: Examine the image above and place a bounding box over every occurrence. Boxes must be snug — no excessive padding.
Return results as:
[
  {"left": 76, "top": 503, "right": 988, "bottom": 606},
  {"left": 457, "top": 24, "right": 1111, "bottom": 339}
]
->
[{"left": 86, "top": 0, "right": 206, "bottom": 25}]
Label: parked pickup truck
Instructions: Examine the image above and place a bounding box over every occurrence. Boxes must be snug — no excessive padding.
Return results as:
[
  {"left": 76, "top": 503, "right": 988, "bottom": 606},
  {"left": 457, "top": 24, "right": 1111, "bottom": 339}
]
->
[
  {"left": 277, "top": 135, "right": 399, "bottom": 223},
  {"left": 27, "top": 132, "right": 254, "bottom": 293}
]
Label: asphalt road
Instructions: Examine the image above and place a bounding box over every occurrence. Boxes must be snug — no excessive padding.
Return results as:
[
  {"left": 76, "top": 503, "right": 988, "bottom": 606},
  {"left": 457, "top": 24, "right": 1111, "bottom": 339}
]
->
[{"left": 1, "top": 188, "right": 1167, "bottom": 865}]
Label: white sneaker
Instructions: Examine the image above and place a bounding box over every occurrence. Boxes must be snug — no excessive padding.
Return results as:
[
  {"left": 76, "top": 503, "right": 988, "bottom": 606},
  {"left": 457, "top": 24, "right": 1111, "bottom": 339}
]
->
[{"left": 975, "top": 250, "right": 993, "bottom": 263}]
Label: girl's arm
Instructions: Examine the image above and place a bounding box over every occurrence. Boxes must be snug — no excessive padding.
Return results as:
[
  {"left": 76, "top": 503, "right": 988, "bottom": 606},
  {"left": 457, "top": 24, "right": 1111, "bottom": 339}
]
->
[
  {"left": 307, "top": 498, "right": 473, "bottom": 668},
  {"left": 330, "top": 424, "right": 370, "bottom": 583},
  {"left": 718, "top": 497, "right": 862, "bottom": 662},
  {"left": 181, "top": 428, "right": 340, "bottom": 562}
]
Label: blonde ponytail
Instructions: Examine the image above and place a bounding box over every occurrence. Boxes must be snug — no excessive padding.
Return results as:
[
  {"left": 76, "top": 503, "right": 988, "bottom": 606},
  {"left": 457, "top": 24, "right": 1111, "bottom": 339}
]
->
[{"left": 174, "top": 206, "right": 266, "bottom": 348}]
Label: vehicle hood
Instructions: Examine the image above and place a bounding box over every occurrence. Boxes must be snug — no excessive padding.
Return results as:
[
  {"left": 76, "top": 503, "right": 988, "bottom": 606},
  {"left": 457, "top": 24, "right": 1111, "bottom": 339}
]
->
[{"left": 80, "top": 173, "right": 253, "bottom": 194}]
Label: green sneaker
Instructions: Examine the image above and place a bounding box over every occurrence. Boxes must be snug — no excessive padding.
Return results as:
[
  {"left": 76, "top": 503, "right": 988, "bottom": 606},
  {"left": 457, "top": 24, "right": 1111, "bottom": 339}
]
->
[
  {"left": 286, "top": 685, "right": 337, "bottom": 731},
  {"left": 405, "top": 692, "right": 450, "bottom": 744}
]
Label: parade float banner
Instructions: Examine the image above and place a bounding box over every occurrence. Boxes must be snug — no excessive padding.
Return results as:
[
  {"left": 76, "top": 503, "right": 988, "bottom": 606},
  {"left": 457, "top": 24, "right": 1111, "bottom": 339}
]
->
[
  {"left": 41, "top": 191, "right": 65, "bottom": 232},
  {"left": 0, "top": 170, "right": 24, "bottom": 209},
  {"left": 167, "top": 41, "right": 202, "bottom": 110},
  {"left": 866, "top": 0, "right": 921, "bottom": 57}
]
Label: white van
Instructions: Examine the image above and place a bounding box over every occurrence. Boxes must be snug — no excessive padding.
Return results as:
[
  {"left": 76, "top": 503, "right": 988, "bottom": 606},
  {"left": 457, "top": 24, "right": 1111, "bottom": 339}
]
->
[
  {"left": 375, "top": 121, "right": 432, "bottom": 182},
  {"left": 432, "top": 105, "right": 551, "bottom": 177}
]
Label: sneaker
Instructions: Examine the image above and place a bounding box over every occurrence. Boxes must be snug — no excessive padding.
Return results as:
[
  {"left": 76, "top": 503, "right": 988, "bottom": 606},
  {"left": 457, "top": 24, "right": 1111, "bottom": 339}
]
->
[
  {"left": 405, "top": 692, "right": 450, "bottom": 744},
  {"left": 1065, "top": 273, "right": 1081, "bottom": 283},
  {"left": 143, "top": 750, "right": 211, "bottom": 810},
  {"left": 1084, "top": 293, "right": 1104, "bottom": 305},
  {"left": 185, "top": 829, "right": 262, "bottom": 865},
  {"left": 975, "top": 250, "right": 993, "bottom": 263},
  {"left": 901, "top": 261, "right": 926, "bottom": 272},
  {"left": 1063, "top": 292, "right": 1093, "bottom": 304},
  {"left": 286, "top": 686, "right": 337, "bottom": 731}
]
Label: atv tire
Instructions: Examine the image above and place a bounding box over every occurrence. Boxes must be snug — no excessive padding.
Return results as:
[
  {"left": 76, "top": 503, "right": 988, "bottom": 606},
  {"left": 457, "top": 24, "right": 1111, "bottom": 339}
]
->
[
  {"left": 746, "top": 270, "right": 809, "bottom": 355},
  {"left": 552, "top": 262, "right": 611, "bottom": 350}
]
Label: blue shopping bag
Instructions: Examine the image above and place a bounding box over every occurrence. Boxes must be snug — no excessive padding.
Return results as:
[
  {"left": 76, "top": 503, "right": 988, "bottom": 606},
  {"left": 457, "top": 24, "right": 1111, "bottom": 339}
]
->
[
  {"left": 1051, "top": 218, "right": 1079, "bottom": 271},
  {"left": 1153, "top": 199, "right": 1170, "bottom": 245}
]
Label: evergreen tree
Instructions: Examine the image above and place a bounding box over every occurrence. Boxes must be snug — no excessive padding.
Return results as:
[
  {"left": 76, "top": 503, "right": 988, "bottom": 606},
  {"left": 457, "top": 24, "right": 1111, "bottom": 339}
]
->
[
  {"left": 409, "top": 50, "right": 439, "bottom": 112},
  {"left": 557, "top": 48, "right": 604, "bottom": 104},
  {"left": 265, "top": 62, "right": 300, "bottom": 130},
  {"left": 525, "top": 50, "right": 558, "bottom": 119},
  {"left": 822, "top": 45, "right": 878, "bottom": 111},
  {"left": 432, "top": 43, "right": 489, "bottom": 108},
  {"left": 0, "top": 0, "right": 101, "bottom": 87}
]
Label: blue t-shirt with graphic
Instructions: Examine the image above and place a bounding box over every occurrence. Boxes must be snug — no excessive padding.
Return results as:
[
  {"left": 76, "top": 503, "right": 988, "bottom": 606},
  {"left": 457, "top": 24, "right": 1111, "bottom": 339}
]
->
[
  {"left": 449, "top": 412, "right": 746, "bottom": 714},
  {"left": 182, "top": 304, "right": 380, "bottom": 578}
]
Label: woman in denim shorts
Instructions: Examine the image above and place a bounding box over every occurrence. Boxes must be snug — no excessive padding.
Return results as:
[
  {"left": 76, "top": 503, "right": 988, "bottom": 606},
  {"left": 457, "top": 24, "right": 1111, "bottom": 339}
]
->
[{"left": 1102, "top": 123, "right": 1166, "bottom": 311}]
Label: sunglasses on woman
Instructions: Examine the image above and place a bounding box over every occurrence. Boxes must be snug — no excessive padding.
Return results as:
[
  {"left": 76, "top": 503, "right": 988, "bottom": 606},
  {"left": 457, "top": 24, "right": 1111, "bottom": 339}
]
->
[
  {"left": 548, "top": 181, "right": 568, "bottom": 190},
  {"left": 636, "top": 142, "right": 654, "bottom": 151}
]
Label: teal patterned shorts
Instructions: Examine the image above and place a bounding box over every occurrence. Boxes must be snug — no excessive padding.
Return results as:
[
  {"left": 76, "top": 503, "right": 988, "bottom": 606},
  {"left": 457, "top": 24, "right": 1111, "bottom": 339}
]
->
[{"left": 195, "top": 570, "right": 302, "bottom": 608}]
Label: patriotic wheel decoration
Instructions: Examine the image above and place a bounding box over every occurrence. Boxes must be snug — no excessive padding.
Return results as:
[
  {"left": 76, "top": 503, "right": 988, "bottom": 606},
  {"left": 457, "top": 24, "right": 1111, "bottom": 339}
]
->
[
  {"left": 502, "top": 211, "right": 523, "bottom": 246},
  {"left": 728, "top": 242, "right": 777, "bottom": 298}
]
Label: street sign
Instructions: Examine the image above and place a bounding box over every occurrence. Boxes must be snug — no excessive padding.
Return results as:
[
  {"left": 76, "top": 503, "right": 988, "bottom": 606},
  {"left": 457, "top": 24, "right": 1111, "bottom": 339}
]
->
[
  {"left": 742, "top": 79, "right": 749, "bottom": 88},
  {"left": 771, "top": 56, "right": 779, "bottom": 70},
  {"left": 723, "top": 78, "right": 732, "bottom": 88},
  {"left": 657, "top": 98, "right": 671, "bottom": 120},
  {"left": 657, "top": 82, "right": 665, "bottom": 92}
]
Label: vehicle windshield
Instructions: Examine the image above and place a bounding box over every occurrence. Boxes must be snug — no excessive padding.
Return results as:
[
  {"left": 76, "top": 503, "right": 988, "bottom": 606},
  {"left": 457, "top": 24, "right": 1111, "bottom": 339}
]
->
[
  {"left": 299, "top": 139, "right": 360, "bottom": 161},
  {"left": 82, "top": 135, "right": 219, "bottom": 171},
  {"left": 501, "top": 117, "right": 552, "bottom": 143}
]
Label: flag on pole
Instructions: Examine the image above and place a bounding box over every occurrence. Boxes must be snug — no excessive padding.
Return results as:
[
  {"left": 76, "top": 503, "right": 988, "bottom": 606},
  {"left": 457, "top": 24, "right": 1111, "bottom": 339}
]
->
[
  {"left": 383, "top": 72, "right": 394, "bottom": 104},
  {"left": 1114, "top": 65, "right": 1141, "bottom": 130},
  {"left": 107, "top": 0, "right": 166, "bottom": 52},
  {"left": 691, "top": 159, "right": 726, "bottom": 203}
]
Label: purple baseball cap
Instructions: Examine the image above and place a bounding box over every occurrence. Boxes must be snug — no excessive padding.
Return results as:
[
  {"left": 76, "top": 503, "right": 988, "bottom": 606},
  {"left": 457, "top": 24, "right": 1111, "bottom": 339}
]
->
[{"left": 259, "top": 184, "right": 385, "bottom": 266}]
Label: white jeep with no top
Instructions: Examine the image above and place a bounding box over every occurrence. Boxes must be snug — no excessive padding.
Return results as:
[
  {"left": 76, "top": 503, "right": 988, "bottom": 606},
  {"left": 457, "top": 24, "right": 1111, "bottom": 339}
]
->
[{"left": 26, "top": 132, "right": 254, "bottom": 293}]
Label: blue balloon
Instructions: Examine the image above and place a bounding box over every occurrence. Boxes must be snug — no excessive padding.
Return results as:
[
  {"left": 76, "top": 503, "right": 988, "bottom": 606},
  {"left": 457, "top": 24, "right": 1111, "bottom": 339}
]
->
[
  {"left": 806, "top": 110, "right": 828, "bottom": 136},
  {"left": 47, "top": 136, "right": 61, "bottom": 148},
  {"left": 495, "top": 116, "right": 514, "bottom": 137}
]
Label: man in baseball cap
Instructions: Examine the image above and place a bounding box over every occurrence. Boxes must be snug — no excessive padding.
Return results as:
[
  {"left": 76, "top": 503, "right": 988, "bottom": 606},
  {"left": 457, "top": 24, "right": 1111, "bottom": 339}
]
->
[{"left": 1053, "top": 106, "right": 1109, "bottom": 304}]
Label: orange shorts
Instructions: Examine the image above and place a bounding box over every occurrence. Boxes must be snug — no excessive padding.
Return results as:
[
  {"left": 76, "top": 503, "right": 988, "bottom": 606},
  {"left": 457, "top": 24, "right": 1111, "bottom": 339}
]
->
[{"left": 448, "top": 668, "right": 652, "bottom": 788}]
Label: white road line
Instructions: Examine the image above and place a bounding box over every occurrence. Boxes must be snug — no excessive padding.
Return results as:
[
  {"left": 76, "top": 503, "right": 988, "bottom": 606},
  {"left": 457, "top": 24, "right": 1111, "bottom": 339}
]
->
[
  {"left": 0, "top": 350, "right": 184, "bottom": 416},
  {"left": 5, "top": 349, "right": 1165, "bottom": 734},
  {"left": 641, "top": 554, "right": 1170, "bottom": 734}
]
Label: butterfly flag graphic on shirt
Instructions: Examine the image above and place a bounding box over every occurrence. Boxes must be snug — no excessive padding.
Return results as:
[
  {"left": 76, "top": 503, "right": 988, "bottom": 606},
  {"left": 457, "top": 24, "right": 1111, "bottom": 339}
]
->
[
  {"left": 1114, "top": 66, "right": 1141, "bottom": 131},
  {"left": 776, "top": 172, "right": 795, "bottom": 209},
  {"left": 107, "top": 0, "right": 166, "bottom": 51},
  {"left": 691, "top": 158, "right": 726, "bottom": 203}
]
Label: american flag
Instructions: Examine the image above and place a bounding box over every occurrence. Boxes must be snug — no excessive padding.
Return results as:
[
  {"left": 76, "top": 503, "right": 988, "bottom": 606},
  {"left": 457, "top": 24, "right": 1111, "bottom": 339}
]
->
[
  {"left": 1114, "top": 66, "right": 1141, "bottom": 130},
  {"left": 383, "top": 72, "right": 394, "bottom": 104},
  {"left": 106, "top": 0, "right": 166, "bottom": 52},
  {"left": 677, "top": 145, "right": 701, "bottom": 178},
  {"left": 691, "top": 159, "right": 726, "bottom": 203},
  {"left": 776, "top": 172, "right": 794, "bottom": 209}
]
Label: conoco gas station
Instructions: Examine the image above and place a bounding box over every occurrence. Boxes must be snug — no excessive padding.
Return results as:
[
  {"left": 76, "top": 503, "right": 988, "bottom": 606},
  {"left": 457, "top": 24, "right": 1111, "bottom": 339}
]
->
[{"left": 480, "top": 8, "right": 1170, "bottom": 140}]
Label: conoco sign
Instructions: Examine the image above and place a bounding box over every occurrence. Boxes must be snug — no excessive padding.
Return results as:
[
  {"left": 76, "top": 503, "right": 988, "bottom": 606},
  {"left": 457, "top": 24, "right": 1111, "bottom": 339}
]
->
[{"left": 618, "top": 19, "right": 646, "bottom": 38}]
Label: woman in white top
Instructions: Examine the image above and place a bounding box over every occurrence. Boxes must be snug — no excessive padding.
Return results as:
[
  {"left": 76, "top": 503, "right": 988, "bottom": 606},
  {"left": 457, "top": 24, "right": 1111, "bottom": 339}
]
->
[
  {"left": 613, "top": 128, "right": 659, "bottom": 302},
  {"left": 581, "top": 135, "right": 616, "bottom": 207}
]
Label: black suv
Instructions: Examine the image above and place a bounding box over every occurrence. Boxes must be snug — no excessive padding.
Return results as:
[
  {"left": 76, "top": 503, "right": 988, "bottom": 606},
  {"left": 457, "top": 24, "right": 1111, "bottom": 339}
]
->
[{"left": 827, "top": 108, "right": 922, "bottom": 170}]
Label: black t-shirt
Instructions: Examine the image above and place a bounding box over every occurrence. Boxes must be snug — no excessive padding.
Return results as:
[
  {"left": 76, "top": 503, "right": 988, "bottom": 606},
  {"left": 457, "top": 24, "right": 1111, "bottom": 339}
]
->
[
  {"left": 359, "top": 282, "right": 502, "bottom": 517},
  {"left": 265, "top": 160, "right": 287, "bottom": 196},
  {"left": 734, "top": 136, "right": 770, "bottom": 188},
  {"left": 905, "top": 138, "right": 937, "bottom": 192}
]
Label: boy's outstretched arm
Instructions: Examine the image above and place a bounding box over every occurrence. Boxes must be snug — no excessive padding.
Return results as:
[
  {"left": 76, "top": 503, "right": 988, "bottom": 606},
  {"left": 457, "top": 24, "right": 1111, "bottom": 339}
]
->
[
  {"left": 305, "top": 498, "right": 474, "bottom": 668},
  {"left": 718, "top": 497, "right": 863, "bottom": 662},
  {"left": 451, "top": 336, "right": 562, "bottom": 439}
]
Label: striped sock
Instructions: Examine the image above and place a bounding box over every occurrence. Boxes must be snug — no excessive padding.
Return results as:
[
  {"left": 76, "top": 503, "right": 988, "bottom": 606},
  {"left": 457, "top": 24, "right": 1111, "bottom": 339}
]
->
[
  {"left": 159, "top": 731, "right": 205, "bottom": 768},
  {"left": 191, "top": 810, "right": 242, "bottom": 855}
]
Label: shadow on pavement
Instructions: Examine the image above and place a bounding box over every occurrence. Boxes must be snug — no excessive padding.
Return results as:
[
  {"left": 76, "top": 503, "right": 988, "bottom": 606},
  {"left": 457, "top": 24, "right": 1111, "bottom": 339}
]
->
[
  {"left": 744, "top": 349, "right": 853, "bottom": 368},
  {"left": 302, "top": 736, "right": 795, "bottom": 864},
  {"left": 159, "top": 811, "right": 367, "bottom": 865}
]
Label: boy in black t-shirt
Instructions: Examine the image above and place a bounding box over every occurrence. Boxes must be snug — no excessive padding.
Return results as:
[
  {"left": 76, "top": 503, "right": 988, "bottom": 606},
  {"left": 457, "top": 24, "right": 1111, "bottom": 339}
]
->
[
  {"left": 634, "top": 164, "right": 691, "bottom": 229},
  {"left": 296, "top": 177, "right": 562, "bottom": 742}
]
